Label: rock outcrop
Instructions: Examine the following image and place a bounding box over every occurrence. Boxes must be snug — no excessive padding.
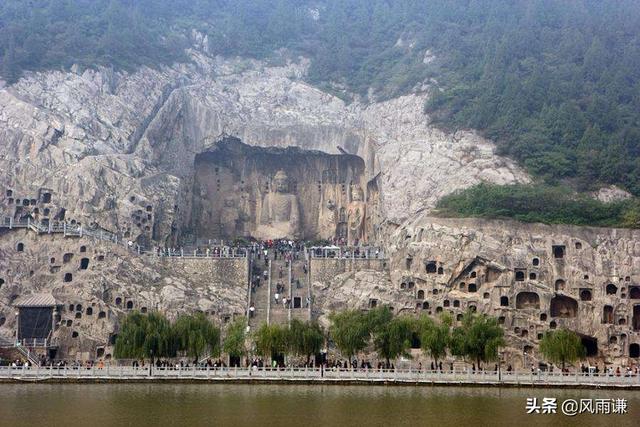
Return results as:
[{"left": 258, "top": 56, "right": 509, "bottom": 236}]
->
[
  {"left": 386, "top": 215, "right": 640, "bottom": 366},
  {"left": 2, "top": 46, "right": 637, "bottom": 367},
  {"left": 0, "top": 50, "right": 529, "bottom": 246}
]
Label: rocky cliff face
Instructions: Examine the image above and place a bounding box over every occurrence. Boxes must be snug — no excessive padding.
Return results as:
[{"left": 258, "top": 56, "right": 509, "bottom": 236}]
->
[
  {"left": 3, "top": 45, "right": 636, "bottom": 366},
  {"left": 386, "top": 215, "right": 640, "bottom": 366},
  {"left": 0, "top": 49, "right": 528, "bottom": 245},
  {"left": 0, "top": 230, "right": 247, "bottom": 360}
]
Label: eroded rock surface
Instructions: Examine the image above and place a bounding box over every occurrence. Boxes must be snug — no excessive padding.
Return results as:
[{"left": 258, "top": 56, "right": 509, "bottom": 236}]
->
[{"left": 0, "top": 50, "right": 528, "bottom": 245}]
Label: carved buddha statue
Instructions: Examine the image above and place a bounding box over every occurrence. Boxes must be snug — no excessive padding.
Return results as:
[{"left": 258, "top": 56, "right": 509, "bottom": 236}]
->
[
  {"left": 256, "top": 170, "right": 300, "bottom": 239},
  {"left": 347, "top": 185, "right": 366, "bottom": 245}
]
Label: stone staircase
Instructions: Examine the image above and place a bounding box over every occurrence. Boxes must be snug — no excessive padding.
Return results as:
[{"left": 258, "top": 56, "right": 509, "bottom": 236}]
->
[
  {"left": 248, "top": 258, "right": 271, "bottom": 329},
  {"left": 269, "top": 257, "right": 290, "bottom": 325},
  {"left": 290, "top": 259, "right": 311, "bottom": 322}
]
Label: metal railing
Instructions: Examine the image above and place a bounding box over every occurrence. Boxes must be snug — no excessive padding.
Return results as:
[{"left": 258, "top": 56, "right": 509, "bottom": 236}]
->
[
  {"left": 2, "top": 216, "right": 386, "bottom": 262},
  {"left": 1, "top": 366, "right": 639, "bottom": 387},
  {"left": 308, "top": 247, "right": 385, "bottom": 259},
  {"left": 1, "top": 217, "right": 248, "bottom": 259}
]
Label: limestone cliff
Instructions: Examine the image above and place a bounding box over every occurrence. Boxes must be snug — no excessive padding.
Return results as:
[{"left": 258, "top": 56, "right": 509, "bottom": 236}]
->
[
  {"left": 0, "top": 50, "right": 528, "bottom": 246},
  {"left": 3, "top": 46, "right": 638, "bottom": 367}
]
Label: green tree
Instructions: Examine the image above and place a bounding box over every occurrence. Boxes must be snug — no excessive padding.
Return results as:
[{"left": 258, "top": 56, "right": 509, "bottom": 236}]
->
[
  {"left": 539, "top": 329, "right": 586, "bottom": 370},
  {"left": 287, "top": 319, "right": 324, "bottom": 365},
  {"left": 174, "top": 312, "right": 221, "bottom": 363},
  {"left": 419, "top": 313, "right": 451, "bottom": 365},
  {"left": 365, "top": 305, "right": 393, "bottom": 335},
  {"left": 253, "top": 323, "right": 288, "bottom": 362},
  {"left": 329, "top": 309, "right": 370, "bottom": 361},
  {"left": 223, "top": 317, "right": 247, "bottom": 363},
  {"left": 450, "top": 310, "right": 505, "bottom": 369},
  {"left": 372, "top": 315, "right": 416, "bottom": 365},
  {"left": 114, "top": 311, "right": 177, "bottom": 362}
]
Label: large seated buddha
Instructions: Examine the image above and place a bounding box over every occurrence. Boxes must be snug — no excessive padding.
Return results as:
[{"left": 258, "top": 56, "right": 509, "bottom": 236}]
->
[{"left": 255, "top": 170, "right": 300, "bottom": 239}]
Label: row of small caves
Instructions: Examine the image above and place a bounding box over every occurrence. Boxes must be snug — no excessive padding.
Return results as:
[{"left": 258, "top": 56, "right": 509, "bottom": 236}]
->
[
  {"left": 54, "top": 298, "right": 150, "bottom": 360},
  {"left": 124, "top": 195, "right": 156, "bottom": 239},
  {"left": 3, "top": 188, "right": 64, "bottom": 224},
  {"left": 388, "top": 245, "right": 640, "bottom": 358},
  {"left": 3, "top": 188, "right": 157, "bottom": 241},
  {"left": 5, "top": 240, "right": 153, "bottom": 338},
  {"left": 3, "top": 235, "right": 240, "bottom": 359}
]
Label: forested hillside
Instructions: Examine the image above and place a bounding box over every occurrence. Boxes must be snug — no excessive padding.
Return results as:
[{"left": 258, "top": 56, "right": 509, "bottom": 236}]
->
[{"left": 2, "top": 0, "right": 640, "bottom": 222}]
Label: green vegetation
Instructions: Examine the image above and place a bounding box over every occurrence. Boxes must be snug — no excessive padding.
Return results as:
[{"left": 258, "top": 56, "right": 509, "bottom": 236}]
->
[
  {"left": 372, "top": 315, "right": 415, "bottom": 364},
  {"left": 253, "top": 323, "right": 289, "bottom": 361},
  {"left": 3, "top": 1, "right": 640, "bottom": 213},
  {"left": 222, "top": 317, "right": 248, "bottom": 361},
  {"left": 252, "top": 320, "right": 325, "bottom": 363},
  {"left": 114, "top": 311, "right": 178, "bottom": 361},
  {"left": 174, "top": 312, "right": 221, "bottom": 362},
  {"left": 115, "top": 311, "right": 223, "bottom": 362},
  {"left": 328, "top": 309, "right": 371, "bottom": 360},
  {"left": 449, "top": 311, "right": 505, "bottom": 368},
  {"left": 287, "top": 319, "right": 324, "bottom": 364},
  {"left": 436, "top": 183, "right": 640, "bottom": 228},
  {"left": 539, "top": 329, "right": 586, "bottom": 370},
  {"left": 419, "top": 314, "right": 451, "bottom": 365},
  {"left": 114, "top": 309, "right": 510, "bottom": 367}
]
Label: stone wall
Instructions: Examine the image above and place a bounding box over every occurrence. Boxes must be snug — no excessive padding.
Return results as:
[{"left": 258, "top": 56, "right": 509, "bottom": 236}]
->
[{"left": 309, "top": 258, "right": 388, "bottom": 286}]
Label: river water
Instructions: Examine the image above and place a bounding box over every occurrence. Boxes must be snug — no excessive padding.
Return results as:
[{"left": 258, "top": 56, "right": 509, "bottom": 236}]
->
[{"left": 0, "top": 384, "right": 638, "bottom": 426}]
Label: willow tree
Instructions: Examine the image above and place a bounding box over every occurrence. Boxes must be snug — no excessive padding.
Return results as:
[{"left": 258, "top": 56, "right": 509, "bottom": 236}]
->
[
  {"left": 372, "top": 315, "right": 416, "bottom": 365},
  {"left": 366, "top": 306, "right": 393, "bottom": 334},
  {"left": 419, "top": 313, "right": 452, "bottom": 366},
  {"left": 450, "top": 310, "right": 505, "bottom": 369},
  {"left": 114, "top": 311, "right": 177, "bottom": 362},
  {"left": 253, "top": 323, "right": 288, "bottom": 362},
  {"left": 223, "top": 317, "right": 247, "bottom": 365},
  {"left": 539, "top": 329, "right": 586, "bottom": 370},
  {"left": 174, "top": 313, "right": 221, "bottom": 363},
  {"left": 288, "top": 319, "right": 324, "bottom": 365},
  {"left": 329, "top": 309, "right": 370, "bottom": 361}
]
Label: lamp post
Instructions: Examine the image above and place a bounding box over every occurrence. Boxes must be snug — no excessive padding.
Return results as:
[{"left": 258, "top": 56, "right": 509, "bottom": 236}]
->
[
  {"left": 524, "top": 351, "right": 528, "bottom": 372},
  {"left": 498, "top": 351, "right": 503, "bottom": 382}
]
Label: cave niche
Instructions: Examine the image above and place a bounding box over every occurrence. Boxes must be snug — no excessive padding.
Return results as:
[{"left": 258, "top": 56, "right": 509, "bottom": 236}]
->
[
  {"left": 550, "top": 295, "right": 578, "bottom": 318},
  {"left": 516, "top": 292, "right": 540, "bottom": 309}
]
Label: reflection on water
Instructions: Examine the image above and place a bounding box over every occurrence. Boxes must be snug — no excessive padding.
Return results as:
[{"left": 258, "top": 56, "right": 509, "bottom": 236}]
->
[{"left": 0, "top": 384, "right": 637, "bottom": 427}]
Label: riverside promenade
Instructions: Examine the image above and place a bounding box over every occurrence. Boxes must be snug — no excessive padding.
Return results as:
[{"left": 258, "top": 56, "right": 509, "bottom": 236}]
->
[{"left": 2, "top": 366, "right": 640, "bottom": 389}]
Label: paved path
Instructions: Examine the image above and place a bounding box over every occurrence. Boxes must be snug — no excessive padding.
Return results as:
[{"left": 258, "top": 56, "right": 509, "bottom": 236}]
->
[{"left": 1, "top": 366, "right": 639, "bottom": 388}]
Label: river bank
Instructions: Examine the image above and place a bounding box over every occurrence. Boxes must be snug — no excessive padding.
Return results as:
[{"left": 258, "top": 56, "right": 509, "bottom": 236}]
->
[{"left": 2, "top": 366, "right": 639, "bottom": 390}]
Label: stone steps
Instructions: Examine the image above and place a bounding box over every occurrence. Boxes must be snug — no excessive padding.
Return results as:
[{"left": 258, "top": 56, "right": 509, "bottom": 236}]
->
[
  {"left": 269, "top": 258, "right": 291, "bottom": 326},
  {"left": 249, "top": 267, "right": 270, "bottom": 329}
]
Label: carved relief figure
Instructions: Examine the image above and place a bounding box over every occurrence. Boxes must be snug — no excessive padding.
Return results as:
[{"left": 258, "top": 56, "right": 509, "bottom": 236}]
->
[
  {"left": 347, "top": 185, "right": 366, "bottom": 245},
  {"left": 256, "top": 170, "right": 300, "bottom": 239}
]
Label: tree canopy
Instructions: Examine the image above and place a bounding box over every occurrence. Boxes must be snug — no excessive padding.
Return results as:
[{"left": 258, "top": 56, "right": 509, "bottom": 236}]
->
[
  {"left": 539, "top": 329, "right": 586, "bottom": 370},
  {"left": 114, "top": 311, "right": 177, "bottom": 361},
  {"left": 287, "top": 319, "right": 324, "bottom": 363},
  {"left": 372, "top": 315, "right": 416, "bottom": 364},
  {"left": 253, "top": 323, "right": 288, "bottom": 361},
  {"left": 328, "top": 309, "right": 371, "bottom": 360},
  {"left": 419, "top": 313, "right": 451, "bottom": 364},
  {"left": 174, "top": 312, "right": 221, "bottom": 362},
  {"left": 223, "top": 317, "right": 248, "bottom": 360},
  {"left": 436, "top": 183, "right": 640, "bottom": 228},
  {"left": 450, "top": 311, "right": 505, "bottom": 368}
]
